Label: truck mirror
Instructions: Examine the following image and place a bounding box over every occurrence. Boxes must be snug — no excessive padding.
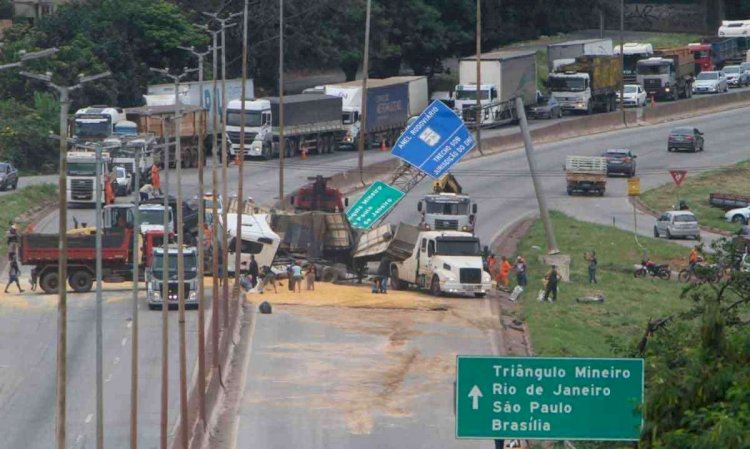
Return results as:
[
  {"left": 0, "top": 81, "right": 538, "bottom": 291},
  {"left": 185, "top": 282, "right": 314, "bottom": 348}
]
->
[
  {"left": 417, "top": 201, "right": 423, "bottom": 212},
  {"left": 472, "top": 204, "right": 477, "bottom": 214}
]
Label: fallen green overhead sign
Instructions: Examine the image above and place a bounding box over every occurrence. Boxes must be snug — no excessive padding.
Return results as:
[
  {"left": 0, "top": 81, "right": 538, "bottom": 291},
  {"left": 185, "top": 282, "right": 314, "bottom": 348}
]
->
[{"left": 345, "top": 181, "right": 405, "bottom": 229}]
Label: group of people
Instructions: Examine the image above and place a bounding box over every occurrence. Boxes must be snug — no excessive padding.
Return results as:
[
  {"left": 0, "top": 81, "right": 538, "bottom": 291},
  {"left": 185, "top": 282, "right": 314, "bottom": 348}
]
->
[
  {"left": 485, "top": 254, "right": 527, "bottom": 290},
  {"left": 238, "top": 256, "right": 316, "bottom": 294},
  {"left": 138, "top": 164, "right": 162, "bottom": 201}
]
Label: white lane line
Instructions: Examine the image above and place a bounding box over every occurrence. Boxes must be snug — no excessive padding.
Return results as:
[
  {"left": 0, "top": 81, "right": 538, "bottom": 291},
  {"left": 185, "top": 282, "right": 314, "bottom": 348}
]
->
[
  {"left": 113, "top": 356, "right": 120, "bottom": 365},
  {"left": 105, "top": 374, "right": 112, "bottom": 383},
  {"left": 121, "top": 337, "right": 127, "bottom": 346},
  {"left": 84, "top": 413, "right": 93, "bottom": 424}
]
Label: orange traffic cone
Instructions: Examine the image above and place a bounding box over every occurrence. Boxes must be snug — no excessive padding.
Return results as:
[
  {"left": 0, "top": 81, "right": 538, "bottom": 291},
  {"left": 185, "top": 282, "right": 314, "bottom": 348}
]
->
[
  {"left": 300, "top": 144, "right": 308, "bottom": 160},
  {"left": 380, "top": 140, "right": 387, "bottom": 152},
  {"left": 650, "top": 95, "right": 656, "bottom": 108}
]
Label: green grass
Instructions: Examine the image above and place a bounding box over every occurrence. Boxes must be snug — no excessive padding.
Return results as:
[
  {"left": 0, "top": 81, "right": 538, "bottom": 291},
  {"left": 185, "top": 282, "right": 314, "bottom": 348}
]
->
[
  {"left": 646, "top": 33, "right": 702, "bottom": 49},
  {"left": 0, "top": 184, "right": 57, "bottom": 255},
  {"left": 640, "top": 160, "right": 750, "bottom": 233},
  {"left": 515, "top": 211, "right": 693, "bottom": 357}
]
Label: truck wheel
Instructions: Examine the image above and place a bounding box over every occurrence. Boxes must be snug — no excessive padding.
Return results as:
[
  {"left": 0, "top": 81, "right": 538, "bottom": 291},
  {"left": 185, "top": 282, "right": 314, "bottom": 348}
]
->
[
  {"left": 390, "top": 266, "right": 405, "bottom": 290},
  {"left": 429, "top": 275, "right": 442, "bottom": 297},
  {"left": 40, "top": 271, "right": 60, "bottom": 294},
  {"left": 69, "top": 270, "right": 94, "bottom": 293},
  {"left": 586, "top": 100, "right": 593, "bottom": 115}
]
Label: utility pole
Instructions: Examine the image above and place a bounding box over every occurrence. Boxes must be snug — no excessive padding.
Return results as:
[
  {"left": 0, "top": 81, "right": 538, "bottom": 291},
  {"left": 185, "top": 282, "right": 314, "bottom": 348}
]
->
[
  {"left": 356, "top": 0, "right": 371, "bottom": 185},
  {"left": 178, "top": 43, "right": 212, "bottom": 429},
  {"left": 515, "top": 97, "right": 558, "bottom": 254},
  {"left": 619, "top": 0, "right": 626, "bottom": 125},
  {"left": 130, "top": 147, "right": 140, "bottom": 449},
  {"left": 94, "top": 143, "right": 104, "bottom": 449},
  {"left": 279, "top": 0, "right": 286, "bottom": 208},
  {"left": 21, "top": 63, "right": 109, "bottom": 449},
  {"left": 475, "top": 0, "right": 483, "bottom": 154},
  {"left": 235, "top": 0, "right": 249, "bottom": 300}
]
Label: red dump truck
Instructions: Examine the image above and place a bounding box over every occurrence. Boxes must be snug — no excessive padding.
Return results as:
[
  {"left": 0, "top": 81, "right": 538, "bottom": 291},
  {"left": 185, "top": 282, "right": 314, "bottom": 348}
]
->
[{"left": 20, "top": 228, "right": 168, "bottom": 294}]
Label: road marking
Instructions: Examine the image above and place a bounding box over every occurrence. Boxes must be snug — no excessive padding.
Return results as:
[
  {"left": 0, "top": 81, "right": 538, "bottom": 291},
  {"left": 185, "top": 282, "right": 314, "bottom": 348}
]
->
[
  {"left": 105, "top": 374, "right": 112, "bottom": 383},
  {"left": 113, "top": 356, "right": 120, "bottom": 365},
  {"left": 126, "top": 321, "right": 132, "bottom": 329},
  {"left": 121, "top": 337, "right": 127, "bottom": 347},
  {"left": 84, "top": 414, "right": 93, "bottom": 424}
]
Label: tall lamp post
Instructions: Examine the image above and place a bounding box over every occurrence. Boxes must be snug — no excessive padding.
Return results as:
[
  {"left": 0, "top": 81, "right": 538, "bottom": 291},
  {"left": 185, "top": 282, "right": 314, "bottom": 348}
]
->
[
  {"left": 234, "top": 0, "right": 249, "bottom": 305},
  {"left": 21, "top": 66, "right": 110, "bottom": 449},
  {"left": 149, "top": 65, "right": 197, "bottom": 449}
]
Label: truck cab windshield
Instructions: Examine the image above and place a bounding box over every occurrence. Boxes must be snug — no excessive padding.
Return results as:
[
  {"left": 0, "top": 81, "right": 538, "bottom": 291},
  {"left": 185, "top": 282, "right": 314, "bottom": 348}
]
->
[
  {"left": 455, "top": 90, "right": 490, "bottom": 100},
  {"left": 151, "top": 254, "right": 197, "bottom": 279},
  {"left": 636, "top": 63, "right": 670, "bottom": 75},
  {"left": 548, "top": 77, "right": 586, "bottom": 92},
  {"left": 140, "top": 209, "right": 172, "bottom": 225},
  {"left": 425, "top": 199, "right": 469, "bottom": 215},
  {"left": 67, "top": 162, "right": 97, "bottom": 176},
  {"left": 75, "top": 120, "right": 111, "bottom": 138},
  {"left": 227, "top": 110, "right": 263, "bottom": 127},
  {"left": 435, "top": 238, "right": 481, "bottom": 256}
]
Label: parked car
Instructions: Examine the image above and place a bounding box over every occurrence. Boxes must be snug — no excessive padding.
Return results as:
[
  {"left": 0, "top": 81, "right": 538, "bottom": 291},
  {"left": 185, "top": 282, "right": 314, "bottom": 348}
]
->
[
  {"left": 723, "top": 65, "right": 750, "bottom": 87},
  {"left": 667, "top": 127, "right": 704, "bottom": 152},
  {"left": 529, "top": 95, "right": 562, "bottom": 119},
  {"left": 654, "top": 210, "right": 701, "bottom": 240},
  {"left": 692, "top": 71, "right": 728, "bottom": 94},
  {"left": 0, "top": 162, "right": 18, "bottom": 191},
  {"left": 725, "top": 206, "right": 750, "bottom": 225},
  {"left": 740, "top": 62, "right": 750, "bottom": 76},
  {"left": 601, "top": 149, "right": 637, "bottom": 177},
  {"left": 114, "top": 166, "right": 132, "bottom": 196},
  {"left": 617, "top": 84, "right": 647, "bottom": 107}
]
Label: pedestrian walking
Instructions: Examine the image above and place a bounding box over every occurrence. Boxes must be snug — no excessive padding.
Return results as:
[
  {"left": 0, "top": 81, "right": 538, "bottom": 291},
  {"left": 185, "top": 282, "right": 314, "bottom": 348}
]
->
[
  {"left": 287, "top": 263, "right": 295, "bottom": 291},
  {"left": 248, "top": 255, "right": 259, "bottom": 288},
  {"left": 542, "top": 265, "right": 561, "bottom": 303},
  {"left": 305, "top": 263, "right": 316, "bottom": 291},
  {"left": 497, "top": 256, "right": 511, "bottom": 290},
  {"left": 139, "top": 183, "right": 154, "bottom": 201},
  {"left": 291, "top": 261, "right": 303, "bottom": 293},
  {"left": 6, "top": 221, "right": 18, "bottom": 255},
  {"left": 514, "top": 256, "right": 527, "bottom": 287},
  {"left": 151, "top": 164, "right": 161, "bottom": 196},
  {"left": 584, "top": 251, "right": 598, "bottom": 284},
  {"left": 376, "top": 256, "right": 391, "bottom": 294},
  {"left": 258, "top": 266, "right": 277, "bottom": 294},
  {"left": 5, "top": 254, "right": 23, "bottom": 293}
]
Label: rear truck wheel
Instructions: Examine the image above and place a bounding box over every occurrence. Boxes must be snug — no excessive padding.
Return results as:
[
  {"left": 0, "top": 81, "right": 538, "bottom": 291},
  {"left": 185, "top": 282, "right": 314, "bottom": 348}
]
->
[
  {"left": 658, "top": 269, "right": 671, "bottom": 281},
  {"left": 40, "top": 271, "right": 60, "bottom": 294},
  {"left": 732, "top": 214, "right": 747, "bottom": 225},
  {"left": 429, "top": 275, "right": 442, "bottom": 297},
  {"left": 69, "top": 270, "right": 94, "bottom": 293},
  {"left": 678, "top": 269, "right": 691, "bottom": 282},
  {"left": 390, "top": 266, "right": 405, "bottom": 290},
  {"left": 557, "top": 108, "right": 563, "bottom": 119}
]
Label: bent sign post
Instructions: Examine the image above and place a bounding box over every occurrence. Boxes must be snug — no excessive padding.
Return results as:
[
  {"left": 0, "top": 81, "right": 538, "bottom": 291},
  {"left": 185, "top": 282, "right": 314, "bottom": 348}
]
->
[
  {"left": 456, "top": 356, "right": 644, "bottom": 441},
  {"left": 391, "top": 100, "right": 476, "bottom": 179}
]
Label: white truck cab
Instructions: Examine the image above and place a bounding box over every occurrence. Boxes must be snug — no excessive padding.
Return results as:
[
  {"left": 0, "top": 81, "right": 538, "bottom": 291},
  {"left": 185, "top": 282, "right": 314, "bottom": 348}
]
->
[
  {"left": 146, "top": 245, "right": 199, "bottom": 309},
  {"left": 390, "top": 230, "right": 491, "bottom": 297},
  {"left": 223, "top": 213, "right": 280, "bottom": 274},
  {"left": 548, "top": 72, "right": 592, "bottom": 112},
  {"left": 453, "top": 83, "right": 497, "bottom": 125},
  {"left": 418, "top": 193, "right": 477, "bottom": 233},
  {"left": 66, "top": 150, "right": 110, "bottom": 205},
  {"left": 138, "top": 204, "right": 174, "bottom": 235},
  {"left": 73, "top": 106, "right": 127, "bottom": 140},
  {"left": 226, "top": 98, "right": 271, "bottom": 158}
]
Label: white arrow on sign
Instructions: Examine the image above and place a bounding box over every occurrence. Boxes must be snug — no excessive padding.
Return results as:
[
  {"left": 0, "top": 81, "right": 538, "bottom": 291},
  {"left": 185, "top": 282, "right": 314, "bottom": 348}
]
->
[{"left": 468, "top": 385, "right": 483, "bottom": 410}]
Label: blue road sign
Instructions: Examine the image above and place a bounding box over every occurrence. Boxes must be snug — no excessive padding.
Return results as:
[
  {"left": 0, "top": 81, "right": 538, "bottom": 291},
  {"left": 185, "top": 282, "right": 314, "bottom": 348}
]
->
[{"left": 391, "top": 100, "right": 476, "bottom": 179}]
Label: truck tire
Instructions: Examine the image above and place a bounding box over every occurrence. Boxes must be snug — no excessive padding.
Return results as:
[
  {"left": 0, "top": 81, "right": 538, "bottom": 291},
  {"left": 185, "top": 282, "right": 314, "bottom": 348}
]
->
[
  {"left": 41, "top": 271, "right": 60, "bottom": 294},
  {"left": 732, "top": 214, "right": 747, "bottom": 225},
  {"left": 429, "top": 275, "right": 442, "bottom": 296},
  {"left": 69, "top": 270, "right": 94, "bottom": 293},
  {"left": 390, "top": 266, "right": 405, "bottom": 290},
  {"left": 261, "top": 143, "right": 272, "bottom": 160},
  {"left": 586, "top": 100, "right": 593, "bottom": 115}
]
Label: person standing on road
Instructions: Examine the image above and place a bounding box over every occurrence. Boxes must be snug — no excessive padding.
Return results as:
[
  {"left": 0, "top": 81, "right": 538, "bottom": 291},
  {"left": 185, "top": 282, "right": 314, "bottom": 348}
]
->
[
  {"left": 5, "top": 254, "right": 23, "bottom": 293},
  {"left": 377, "top": 256, "right": 391, "bottom": 294},
  {"left": 584, "top": 251, "right": 598, "bottom": 284},
  {"left": 542, "top": 265, "right": 561, "bottom": 303},
  {"left": 291, "top": 261, "right": 303, "bottom": 293},
  {"left": 248, "top": 255, "right": 259, "bottom": 288},
  {"left": 6, "top": 221, "right": 18, "bottom": 255},
  {"left": 305, "top": 263, "right": 316, "bottom": 291},
  {"left": 151, "top": 164, "right": 161, "bottom": 196},
  {"left": 497, "top": 256, "right": 511, "bottom": 290},
  {"left": 258, "top": 266, "right": 277, "bottom": 294},
  {"left": 514, "top": 256, "right": 527, "bottom": 287}
]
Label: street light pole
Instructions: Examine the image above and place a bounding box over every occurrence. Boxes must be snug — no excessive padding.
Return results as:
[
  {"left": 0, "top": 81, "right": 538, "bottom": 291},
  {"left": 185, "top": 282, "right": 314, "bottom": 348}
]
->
[
  {"left": 130, "top": 147, "right": 140, "bottom": 449},
  {"left": 94, "top": 142, "right": 104, "bottom": 449},
  {"left": 475, "top": 0, "right": 484, "bottom": 154},
  {"left": 235, "top": 0, "right": 249, "bottom": 303},
  {"left": 619, "top": 0, "right": 626, "bottom": 125},
  {"left": 21, "top": 66, "right": 109, "bottom": 449},
  {"left": 279, "top": 0, "right": 286, "bottom": 208},
  {"left": 357, "top": 0, "right": 371, "bottom": 185}
]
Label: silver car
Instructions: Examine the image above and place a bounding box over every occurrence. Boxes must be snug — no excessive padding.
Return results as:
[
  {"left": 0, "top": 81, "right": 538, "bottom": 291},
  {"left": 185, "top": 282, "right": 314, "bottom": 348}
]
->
[{"left": 654, "top": 211, "right": 701, "bottom": 240}]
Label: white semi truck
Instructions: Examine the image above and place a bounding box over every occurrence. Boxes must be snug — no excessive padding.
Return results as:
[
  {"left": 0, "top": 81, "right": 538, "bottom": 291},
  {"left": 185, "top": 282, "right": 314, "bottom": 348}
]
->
[
  {"left": 146, "top": 245, "right": 199, "bottom": 310},
  {"left": 454, "top": 50, "right": 538, "bottom": 127},
  {"left": 72, "top": 106, "right": 127, "bottom": 140},
  {"left": 66, "top": 149, "right": 111, "bottom": 206}
]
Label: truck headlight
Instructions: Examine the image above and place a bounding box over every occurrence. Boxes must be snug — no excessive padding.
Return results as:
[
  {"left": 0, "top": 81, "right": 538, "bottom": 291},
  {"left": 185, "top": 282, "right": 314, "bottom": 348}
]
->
[
  {"left": 189, "top": 290, "right": 197, "bottom": 301},
  {"left": 152, "top": 290, "right": 161, "bottom": 300}
]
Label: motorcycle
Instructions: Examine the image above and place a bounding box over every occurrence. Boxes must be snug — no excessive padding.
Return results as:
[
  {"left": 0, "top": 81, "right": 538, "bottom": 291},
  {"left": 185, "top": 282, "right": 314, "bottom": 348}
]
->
[
  {"left": 678, "top": 261, "right": 721, "bottom": 283},
  {"left": 634, "top": 260, "right": 671, "bottom": 280}
]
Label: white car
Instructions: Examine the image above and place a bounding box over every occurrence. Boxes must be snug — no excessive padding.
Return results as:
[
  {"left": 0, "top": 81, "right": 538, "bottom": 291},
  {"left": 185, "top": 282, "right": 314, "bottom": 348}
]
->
[
  {"left": 617, "top": 84, "right": 647, "bottom": 107},
  {"left": 692, "top": 71, "right": 728, "bottom": 94},
  {"left": 725, "top": 206, "right": 750, "bottom": 225},
  {"left": 718, "top": 20, "right": 750, "bottom": 37}
]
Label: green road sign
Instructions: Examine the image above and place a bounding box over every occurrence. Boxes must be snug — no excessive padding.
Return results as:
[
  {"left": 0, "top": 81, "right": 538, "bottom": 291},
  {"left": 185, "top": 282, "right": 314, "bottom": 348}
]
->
[
  {"left": 345, "top": 181, "right": 405, "bottom": 229},
  {"left": 456, "top": 356, "right": 643, "bottom": 441}
]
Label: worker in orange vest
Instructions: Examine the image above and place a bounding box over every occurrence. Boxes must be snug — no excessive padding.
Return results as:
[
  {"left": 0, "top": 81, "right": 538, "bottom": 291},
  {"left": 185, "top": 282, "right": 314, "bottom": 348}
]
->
[
  {"left": 151, "top": 163, "right": 161, "bottom": 196},
  {"left": 497, "top": 256, "right": 511, "bottom": 290},
  {"left": 104, "top": 177, "right": 115, "bottom": 204}
]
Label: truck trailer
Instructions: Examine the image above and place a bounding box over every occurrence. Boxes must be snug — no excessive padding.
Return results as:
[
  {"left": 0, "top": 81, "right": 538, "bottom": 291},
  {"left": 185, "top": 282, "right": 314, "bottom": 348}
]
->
[
  {"left": 636, "top": 47, "right": 695, "bottom": 100},
  {"left": 547, "top": 38, "right": 613, "bottom": 72},
  {"left": 455, "top": 50, "right": 537, "bottom": 127},
  {"left": 549, "top": 55, "right": 621, "bottom": 114},
  {"left": 615, "top": 42, "right": 654, "bottom": 83}
]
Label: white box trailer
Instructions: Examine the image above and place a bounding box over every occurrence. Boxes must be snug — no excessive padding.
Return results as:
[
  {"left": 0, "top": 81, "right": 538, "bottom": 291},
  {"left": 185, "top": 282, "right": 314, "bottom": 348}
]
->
[{"left": 547, "top": 38, "right": 613, "bottom": 72}]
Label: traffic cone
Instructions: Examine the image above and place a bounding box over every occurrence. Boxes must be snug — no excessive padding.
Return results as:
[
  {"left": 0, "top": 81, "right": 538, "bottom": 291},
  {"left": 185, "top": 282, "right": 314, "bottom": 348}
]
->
[
  {"left": 650, "top": 95, "right": 656, "bottom": 108},
  {"left": 300, "top": 145, "right": 308, "bottom": 160},
  {"left": 380, "top": 140, "right": 387, "bottom": 152}
]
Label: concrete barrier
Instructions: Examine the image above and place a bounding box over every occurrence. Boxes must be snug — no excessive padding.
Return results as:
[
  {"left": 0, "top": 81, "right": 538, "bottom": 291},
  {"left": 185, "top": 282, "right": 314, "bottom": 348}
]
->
[{"left": 643, "top": 89, "right": 750, "bottom": 123}]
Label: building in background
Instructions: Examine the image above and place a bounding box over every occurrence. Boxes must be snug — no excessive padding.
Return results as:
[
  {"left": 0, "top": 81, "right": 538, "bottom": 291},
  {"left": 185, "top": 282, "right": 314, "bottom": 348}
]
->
[{"left": 12, "top": 0, "right": 69, "bottom": 24}]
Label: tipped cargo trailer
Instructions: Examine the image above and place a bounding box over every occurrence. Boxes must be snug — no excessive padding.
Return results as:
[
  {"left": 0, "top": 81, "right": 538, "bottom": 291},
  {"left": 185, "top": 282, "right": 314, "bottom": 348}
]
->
[
  {"left": 636, "top": 47, "right": 695, "bottom": 100},
  {"left": 454, "top": 50, "right": 537, "bottom": 127},
  {"left": 547, "top": 38, "right": 614, "bottom": 72},
  {"left": 549, "top": 55, "right": 621, "bottom": 114}
]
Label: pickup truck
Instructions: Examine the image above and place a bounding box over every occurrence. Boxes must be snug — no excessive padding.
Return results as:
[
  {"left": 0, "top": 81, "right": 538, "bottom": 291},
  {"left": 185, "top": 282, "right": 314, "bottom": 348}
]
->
[
  {"left": 387, "top": 224, "right": 491, "bottom": 297},
  {"left": 565, "top": 156, "right": 607, "bottom": 195}
]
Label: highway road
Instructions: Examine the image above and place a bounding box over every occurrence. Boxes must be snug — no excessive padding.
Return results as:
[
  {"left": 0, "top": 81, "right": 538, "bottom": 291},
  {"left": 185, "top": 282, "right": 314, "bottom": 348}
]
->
[{"left": 4, "top": 101, "right": 748, "bottom": 447}]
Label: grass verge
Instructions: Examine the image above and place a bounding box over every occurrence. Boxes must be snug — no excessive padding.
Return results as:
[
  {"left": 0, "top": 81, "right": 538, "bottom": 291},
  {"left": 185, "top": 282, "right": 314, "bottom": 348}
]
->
[
  {"left": 515, "top": 211, "right": 693, "bottom": 357},
  {"left": 640, "top": 160, "right": 749, "bottom": 233},
  {"left": 0, "top": 184, "right": 57, "bottom": 255}
]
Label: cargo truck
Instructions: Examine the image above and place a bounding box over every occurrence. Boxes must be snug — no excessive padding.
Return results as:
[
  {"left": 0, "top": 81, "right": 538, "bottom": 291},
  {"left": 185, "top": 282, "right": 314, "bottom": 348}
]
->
[
  {"left": 565, "top": 156, "right": 607, "bottom": 195},
  {"left": 72, "top": 106, "right": 127, "bottom": 140},
  {"left": 547, "top": 38, "right": 613, "bottom": 72},
  {"left": 322, "top": 76, "right": 428, "bottom": 150},
  {"left": 636, "top": 47, "right": 695, "bottom": 100},
  {"left": 687, "top": 37, "right": 748, "bottom": 71},
  {"left": 614, "top": 42, "right": 654, "bottom": 83},
  {"left": 228, "top": 94, "right": 346, "bottom": 160},
  {"left": 124, "top": 104, "right": 206, "bottom": 169},
  {"left": 548, "top": 55, "right": 621, "bottom": 114},
  {"left": 146, "top": 245, "right": 199, "bottom": 310},
  {"left": 417, "top": 174, "right": 477, "bottom": 233},
  {"left": 66, "top": 149, "right": 111, "bottom": 206},
  {"left": 385, "top": 224, "right": 491, "bottom": 297},
  {"left": 454, "top": 50, "right": 537, "bottom": 127}
]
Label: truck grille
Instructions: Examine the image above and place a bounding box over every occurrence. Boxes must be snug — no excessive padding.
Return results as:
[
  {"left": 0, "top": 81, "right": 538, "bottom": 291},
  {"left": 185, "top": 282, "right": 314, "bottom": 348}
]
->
[
  {"left": 459, "top": 268, "right": 482, "bottom": 284},
  {"left": 71, "top": 179, "right": 93, "bottom": 200},
  {"left": 461, "top": 106, "right": 477, "bottom": 124},
  {"left": 226, "top": 131, "right": 256, "bottom": 144},
  {"left": 643, "top": 78, "right": 662, "bottom": 90},
  {"left": 167, "top": 282, "right": 191, "bottom": 301},
  {"left": 434, "top": 219, "right": 459, "bottom": 230}
]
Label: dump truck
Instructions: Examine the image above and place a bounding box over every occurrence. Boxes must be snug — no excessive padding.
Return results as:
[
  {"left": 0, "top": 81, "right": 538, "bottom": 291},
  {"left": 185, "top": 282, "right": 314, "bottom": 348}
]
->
[
  {"left": 322, "top": 76, "right": 428, "bottom": 150},
  {"left": 549, "top": 55, "right": 621, "bottom": 114},
  {"left": 565, "top": 156, "right": 607, "bottom": 195},
  {"left": 614, "top": 42, "right": 654, "bottom": 83},
  {"left": 636, "top": 47, "right": 695, "bottom": 100},
  {"left": 455, "top": 50, "right": 537, "bottom": 127},
  {"left": 289, "top": 175, "right": 346, "bottom": 213},
  {"left": 124, "top": 104, "right": 206, "bottom": 168},
  {"left": 226, "top": 94, "right": 346, "bottom": 160},
  {"left": 547, "top": 38, "right": 614, "bottom": 72},
  {"left": 688, "top": 37, "right": 746, "bottom": 71}
]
